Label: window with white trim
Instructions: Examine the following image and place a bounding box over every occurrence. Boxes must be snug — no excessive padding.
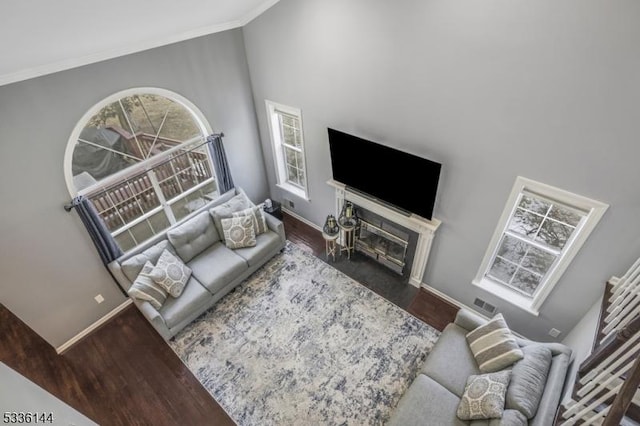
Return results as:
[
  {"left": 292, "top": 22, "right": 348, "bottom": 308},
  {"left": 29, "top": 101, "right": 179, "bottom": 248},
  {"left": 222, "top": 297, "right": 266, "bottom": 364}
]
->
[
  {"left": 265, "top": 100, "right": 309, "bottom": 200},
  {"left": 473, "top": 177, "right": 608, "bottom": 315},
  {"left": 64, "top": 88, "right": 220, "bottom": 252}
]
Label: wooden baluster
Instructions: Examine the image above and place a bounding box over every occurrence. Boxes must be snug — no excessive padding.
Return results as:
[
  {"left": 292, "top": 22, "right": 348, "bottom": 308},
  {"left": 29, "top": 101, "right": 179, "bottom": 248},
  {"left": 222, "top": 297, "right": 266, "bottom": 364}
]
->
[{"left": 602, "top": 354, "right": 640, "bottom": 426}]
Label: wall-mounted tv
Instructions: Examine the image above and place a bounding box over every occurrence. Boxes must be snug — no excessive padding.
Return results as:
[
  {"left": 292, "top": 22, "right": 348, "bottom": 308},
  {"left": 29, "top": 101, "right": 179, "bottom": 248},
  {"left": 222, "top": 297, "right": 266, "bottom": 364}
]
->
[{"left": 328, "top": 128, "right": 441, "bottom": 220}]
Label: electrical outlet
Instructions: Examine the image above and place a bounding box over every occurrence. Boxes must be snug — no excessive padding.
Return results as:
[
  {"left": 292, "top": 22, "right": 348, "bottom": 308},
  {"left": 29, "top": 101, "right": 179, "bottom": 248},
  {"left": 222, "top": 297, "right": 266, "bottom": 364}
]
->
[
  {"left": 94, "top": 294, "right": 104, "bottom": 304},
  {"left": 549, "top": 328, "right": 561, "bottom": 338}
]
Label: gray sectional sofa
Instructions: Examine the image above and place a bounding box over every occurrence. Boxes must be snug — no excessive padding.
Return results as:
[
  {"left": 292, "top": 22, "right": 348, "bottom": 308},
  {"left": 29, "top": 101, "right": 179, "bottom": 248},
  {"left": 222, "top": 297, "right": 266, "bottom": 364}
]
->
[
  {"left": 389, "top": 309, "right": 572, "bottom": 426},
  {"left": 108, "top": 187, "right": 286, "bottom": 340}
]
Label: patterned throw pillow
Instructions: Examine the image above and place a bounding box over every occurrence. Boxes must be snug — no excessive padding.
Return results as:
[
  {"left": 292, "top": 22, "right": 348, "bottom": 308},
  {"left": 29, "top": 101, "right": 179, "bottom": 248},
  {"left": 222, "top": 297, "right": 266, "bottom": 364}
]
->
[
  {"left": 232, "top": 206, "right": 268, "bottom": 235},
  {"left": 221, "top": 215, "right": 256, "bottom": 249},
  {"left": 457, "top": 370, "right": 511, "bottom": 420},
  {"left": 148, "top": 249, "right": 191, "bottom": 297},
  {"left": 466, "top": 313, "right": 524, "bottom": 373},
  {"left": 127, "top": 261, "right": 168, "bottom": 309}
]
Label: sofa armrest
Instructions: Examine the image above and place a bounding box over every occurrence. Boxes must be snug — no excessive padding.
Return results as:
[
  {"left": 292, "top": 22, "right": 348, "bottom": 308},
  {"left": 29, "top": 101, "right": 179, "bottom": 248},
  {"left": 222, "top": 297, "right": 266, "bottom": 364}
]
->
[
  {"left": 265, "top": 213, "right": 286, "bottom": 243},
  {"left": 454, "top": 308, "right": 488, "bottom": 332}
]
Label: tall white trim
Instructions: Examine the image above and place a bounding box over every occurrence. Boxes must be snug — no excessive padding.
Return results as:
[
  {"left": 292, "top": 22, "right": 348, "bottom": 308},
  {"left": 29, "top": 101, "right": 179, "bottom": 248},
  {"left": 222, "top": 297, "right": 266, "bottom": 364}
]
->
[
  {"left": 281, "top": 207, "right": 322, "bottom": 232},
  {"left": 56, "top": 299, "right": 132, "bottom": 354}
]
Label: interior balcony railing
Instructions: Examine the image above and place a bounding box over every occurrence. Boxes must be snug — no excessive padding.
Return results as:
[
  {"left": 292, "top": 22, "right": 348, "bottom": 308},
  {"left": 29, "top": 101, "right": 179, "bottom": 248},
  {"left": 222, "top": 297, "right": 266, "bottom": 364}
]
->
[{"left": 559, "top": 256, "right": 640, "bottom": 426}]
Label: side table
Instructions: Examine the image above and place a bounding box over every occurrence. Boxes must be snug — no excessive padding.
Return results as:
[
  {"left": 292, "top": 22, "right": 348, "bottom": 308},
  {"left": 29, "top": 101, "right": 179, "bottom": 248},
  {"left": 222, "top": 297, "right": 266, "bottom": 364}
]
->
[
  {"left": 322, "top": 232, "right": 339, "bottom": 261},
  {"left": 263, "top": 200, "right": 283, "bottom": 220},
  {"left": 338, "top": 219, "right": 356, "bottom": 259}
]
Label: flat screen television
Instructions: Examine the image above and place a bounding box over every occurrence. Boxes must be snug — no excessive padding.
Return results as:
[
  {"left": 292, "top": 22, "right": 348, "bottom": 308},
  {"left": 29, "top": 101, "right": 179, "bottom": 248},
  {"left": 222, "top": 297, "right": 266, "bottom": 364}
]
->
[{"left": 328, "top": 128, "right": 441, "bottom": 220}]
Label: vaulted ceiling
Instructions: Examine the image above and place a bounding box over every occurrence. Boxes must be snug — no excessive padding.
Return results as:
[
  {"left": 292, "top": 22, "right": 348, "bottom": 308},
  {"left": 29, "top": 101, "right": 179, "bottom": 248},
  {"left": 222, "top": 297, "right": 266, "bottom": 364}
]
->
[{"left": 0, "top": 0, "right": 278, "bottom": 86}]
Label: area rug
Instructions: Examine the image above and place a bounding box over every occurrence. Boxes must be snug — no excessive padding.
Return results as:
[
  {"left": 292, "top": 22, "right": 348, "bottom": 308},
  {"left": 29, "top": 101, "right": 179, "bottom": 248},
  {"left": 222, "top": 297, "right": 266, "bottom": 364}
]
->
[{"left": 169, "top": 242, "right": 440, "bottom": 425}]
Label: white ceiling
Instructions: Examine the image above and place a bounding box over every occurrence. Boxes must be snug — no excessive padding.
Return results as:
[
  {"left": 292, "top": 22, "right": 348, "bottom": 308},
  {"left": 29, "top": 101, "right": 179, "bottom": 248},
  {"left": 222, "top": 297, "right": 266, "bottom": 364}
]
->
[{"left": 0, "top": 0, "right": 278, "bottom": 86}]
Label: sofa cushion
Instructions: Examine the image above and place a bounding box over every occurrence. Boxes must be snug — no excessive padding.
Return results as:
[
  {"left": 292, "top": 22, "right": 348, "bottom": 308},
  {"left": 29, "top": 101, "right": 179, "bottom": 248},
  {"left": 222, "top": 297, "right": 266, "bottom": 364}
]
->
[
  {"left": 421, "top": 323, "right": 481, "bottom": 397},
  {"left": 188, "top": 242, "right": 248, "bottom": 294},
  {"left": 233, "top": 231, "right": 282, "bottom": 267},
  {"left": 457, "top": 370, "right": 511, "bottom": 420},
  {"left": 167, "top": 211, "right": 220, "bottom": 262},
  {"left": 388, "top": 374, "right": 467, "bottom": 426},
  {"left": 121, "top": 240, "right": 176, "bottom": 282},
  {"left": 149, "top": 250, "right": 192, "bottom": 298},
  {"left": 466, "top": 313, "right": 524, "bottom": 373},
  {"left": 232, "top": 206, "right": 268, "bottom": 235},
  {"left": 159, "top": 276, "right": 210, "bottom": 329},
  {"left": 469, "top": 409, "right": 527, "bottom": 426},
  {"left": 210, "top": 192, "right": 253, "bottom": 236},
  {"left": 127, "top": 261, "right": 168, "bottom": 309},
  {"left": 506, "top": 344, "right": 552, "bottom": 419},
  {"left": 221, "top": 215, "right": 256, "bottom": 249}
]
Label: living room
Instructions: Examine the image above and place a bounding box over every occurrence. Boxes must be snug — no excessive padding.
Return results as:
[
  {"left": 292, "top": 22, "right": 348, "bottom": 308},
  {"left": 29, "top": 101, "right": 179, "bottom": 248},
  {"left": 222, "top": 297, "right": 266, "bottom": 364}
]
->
[{"left": 1, "top": 0, "right": 639, "bottom": 424}]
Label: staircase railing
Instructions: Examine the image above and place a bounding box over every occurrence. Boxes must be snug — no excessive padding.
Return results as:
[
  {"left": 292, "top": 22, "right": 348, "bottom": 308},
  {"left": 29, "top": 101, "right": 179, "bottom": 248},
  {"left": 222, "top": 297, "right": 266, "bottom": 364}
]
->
[{"left": 560, "top": 256, "right": 640, "bottom": 426}]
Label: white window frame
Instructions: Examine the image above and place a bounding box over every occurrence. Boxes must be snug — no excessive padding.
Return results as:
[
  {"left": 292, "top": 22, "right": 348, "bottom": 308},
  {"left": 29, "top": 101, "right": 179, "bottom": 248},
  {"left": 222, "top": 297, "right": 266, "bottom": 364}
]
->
[
  {"left": 265, "top": 100, "right": 310, "bottom": 200},
  {"left": 472, "top": 176, "right": 608, "bottom": 316},
  {"left": 64, "top": 87, "right": 220, "bottom": 252}
]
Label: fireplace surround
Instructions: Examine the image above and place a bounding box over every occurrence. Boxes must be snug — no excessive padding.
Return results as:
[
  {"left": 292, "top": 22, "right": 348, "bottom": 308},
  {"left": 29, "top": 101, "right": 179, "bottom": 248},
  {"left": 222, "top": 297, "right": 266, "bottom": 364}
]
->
[{"left": 328, "top": 180, "right": 441, "bottom": 287}]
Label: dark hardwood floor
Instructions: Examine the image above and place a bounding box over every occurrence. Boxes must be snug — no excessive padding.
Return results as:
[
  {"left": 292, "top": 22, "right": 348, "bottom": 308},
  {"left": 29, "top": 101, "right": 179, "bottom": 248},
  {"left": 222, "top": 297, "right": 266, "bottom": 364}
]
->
[{"left": 0, "top": 212, "right": 458, "bottom": 425}]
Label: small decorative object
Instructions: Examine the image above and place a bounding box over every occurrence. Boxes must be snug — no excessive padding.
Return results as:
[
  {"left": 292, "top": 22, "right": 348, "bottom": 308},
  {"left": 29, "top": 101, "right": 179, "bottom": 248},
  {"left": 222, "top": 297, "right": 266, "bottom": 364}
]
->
[
  {"left": 264, "top": 198, "right": 273, "bottom": 209},
  {"left": 339, "top": 201, "right": 358, "bottom": 227},
  {"left": 323, "top": 214, "right": 339, "bottom": 236}
]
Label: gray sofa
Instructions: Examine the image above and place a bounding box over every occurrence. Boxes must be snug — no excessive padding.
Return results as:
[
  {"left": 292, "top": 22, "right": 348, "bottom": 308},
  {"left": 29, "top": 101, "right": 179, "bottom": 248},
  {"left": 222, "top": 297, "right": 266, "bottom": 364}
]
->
[
  {"left": 389, "top": 309, "right": 572, "bottom": 426},
  {"left": 108, "top": 187, "right": 286, "bottom": 340}
]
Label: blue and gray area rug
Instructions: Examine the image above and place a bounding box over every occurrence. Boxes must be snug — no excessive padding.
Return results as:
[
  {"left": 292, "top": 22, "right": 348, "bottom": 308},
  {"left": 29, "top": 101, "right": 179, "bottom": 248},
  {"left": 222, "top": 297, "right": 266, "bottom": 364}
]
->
[{"left": 169, "top": 242, "right": 440, "bottom": 425}]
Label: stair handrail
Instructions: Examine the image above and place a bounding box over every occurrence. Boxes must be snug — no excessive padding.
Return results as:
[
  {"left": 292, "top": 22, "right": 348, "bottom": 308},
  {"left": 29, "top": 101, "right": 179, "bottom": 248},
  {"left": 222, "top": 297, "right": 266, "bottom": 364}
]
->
[{"left": 579, "top": 314, "right": 640, "bottom": 376}]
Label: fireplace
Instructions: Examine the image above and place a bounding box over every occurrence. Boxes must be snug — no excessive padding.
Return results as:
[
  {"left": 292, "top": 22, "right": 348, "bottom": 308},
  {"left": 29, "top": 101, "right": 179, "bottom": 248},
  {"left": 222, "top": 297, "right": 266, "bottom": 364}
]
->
[{"left": 329, "top": 180, "right": 441, "bottom": 287}]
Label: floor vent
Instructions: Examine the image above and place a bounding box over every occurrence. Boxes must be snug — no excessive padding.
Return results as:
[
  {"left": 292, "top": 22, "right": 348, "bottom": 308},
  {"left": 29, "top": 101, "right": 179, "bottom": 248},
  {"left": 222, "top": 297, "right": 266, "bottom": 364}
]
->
[{"left": 473, "top": 298, "right": 497, "bottom": 315}]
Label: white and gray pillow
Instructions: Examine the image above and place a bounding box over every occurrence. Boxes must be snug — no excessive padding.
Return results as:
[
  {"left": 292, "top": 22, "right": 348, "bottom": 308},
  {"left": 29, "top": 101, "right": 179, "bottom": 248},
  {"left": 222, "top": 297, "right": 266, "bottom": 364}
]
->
[
  {"left": 127, "top": 261, "right": 168, "bottom": 310},
  {"left": 456, "top": 370, "right": 511, "bottom": 420},
  {"left": 232, "top": 206, "right": 268, "bottom": 235},
  {"left": 121, "top": 240, "right": 175, "bottom": 282},
  {"left": 209, "top": 193, "right": 253, "bottom": 236},
  {"left": 466, "top": 313, "right": 524, "bottom": 373},
  {"left": 148, "top": 249, "right": 192, "bottom": 297},
  {"left": 221, "top": 215, "right": 256, "bottom": 249}
]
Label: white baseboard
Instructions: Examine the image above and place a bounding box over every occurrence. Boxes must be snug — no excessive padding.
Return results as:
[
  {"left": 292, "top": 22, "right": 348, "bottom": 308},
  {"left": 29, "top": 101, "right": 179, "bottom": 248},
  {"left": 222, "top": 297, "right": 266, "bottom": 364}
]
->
[
  {"left": 420, "top": 283, "right": 490, "bottom": 321},
  {"left": 56, "top": 299, "right": 132, "bottom": 354},
  {"left": 282, "top": 207, "right": 322, "bottom": 232}
]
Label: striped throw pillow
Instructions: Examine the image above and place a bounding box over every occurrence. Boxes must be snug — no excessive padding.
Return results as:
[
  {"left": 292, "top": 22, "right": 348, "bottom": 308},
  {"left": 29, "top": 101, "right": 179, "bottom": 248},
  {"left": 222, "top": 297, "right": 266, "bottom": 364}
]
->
[
  {"left": 466, "top": 314, "right": 524, "bottom": 373},
  {"left": 232, "top": 206, "right": 268, "bottom": 235},
  {"left": 127, "top": 261, "right": 168, "bottom": 310}
]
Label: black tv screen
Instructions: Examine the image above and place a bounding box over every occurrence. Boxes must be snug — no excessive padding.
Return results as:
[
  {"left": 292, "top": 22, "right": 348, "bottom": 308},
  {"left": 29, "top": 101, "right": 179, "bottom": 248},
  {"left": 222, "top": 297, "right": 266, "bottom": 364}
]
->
[{"left": 328, "top": 128, "right": 441, "bottom": 220}]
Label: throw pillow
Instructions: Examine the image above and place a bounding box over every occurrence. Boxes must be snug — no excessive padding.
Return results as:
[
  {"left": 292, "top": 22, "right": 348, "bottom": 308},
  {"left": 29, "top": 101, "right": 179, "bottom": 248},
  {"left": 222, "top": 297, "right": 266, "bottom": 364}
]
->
[
  {"left": 466, "top": 313, "right": 524, "bottom": 373},
  {"left": 232, "top": 206, "right": 268, "bottom": 235},
  {"left": 210, "top": 192, "right": 253, "bottom": 236},
  {"left": 148, "top": 249, "right": 192, "bottom": 297},
  {"left": 127, "top": 261, "right": 168, "bottom": 310},
  {"left": 506, "top": 344, "right": 553, "bottom": 418},
  {"left": 456, "top": 370, "right": 511, "bottom": 420},
  {"left": 121, "top": 240, "right": 176, "bottom": 282},
  {"left": 221, "top": 215, "right": 256, "bottom": 249}
]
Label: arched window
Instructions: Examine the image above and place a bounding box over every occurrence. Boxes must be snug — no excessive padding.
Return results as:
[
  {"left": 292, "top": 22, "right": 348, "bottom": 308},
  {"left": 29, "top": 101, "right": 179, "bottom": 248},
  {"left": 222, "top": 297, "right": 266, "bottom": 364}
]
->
[{"left": 64, "top": 88, "right": 219, "bottom": 252}]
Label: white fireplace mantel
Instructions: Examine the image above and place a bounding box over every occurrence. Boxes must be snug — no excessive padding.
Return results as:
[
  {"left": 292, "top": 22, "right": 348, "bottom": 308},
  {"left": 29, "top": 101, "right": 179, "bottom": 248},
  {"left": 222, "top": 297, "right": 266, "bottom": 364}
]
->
[{"left": 328, "top": 179, "right": 441, "bottom": 287}]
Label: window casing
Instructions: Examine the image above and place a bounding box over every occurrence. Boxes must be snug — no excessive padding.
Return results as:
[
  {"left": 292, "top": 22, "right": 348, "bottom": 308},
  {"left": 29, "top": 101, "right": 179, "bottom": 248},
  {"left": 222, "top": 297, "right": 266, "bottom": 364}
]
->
[
  {"left": 265, "top": 100, "right": 309, "bottom": 200},
  {"left": 473, "top": 177, "right": 608, "bottom": 315},
  {"left": 64, "top": 88, "right": 219, "bottom": 253}
]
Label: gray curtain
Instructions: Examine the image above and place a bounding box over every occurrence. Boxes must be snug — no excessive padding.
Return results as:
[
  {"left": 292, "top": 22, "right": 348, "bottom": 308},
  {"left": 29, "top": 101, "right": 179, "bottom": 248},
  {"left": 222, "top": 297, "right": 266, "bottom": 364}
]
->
[
  {"left": 72, "top": 195, "right": 123, "bottom": 265},
  {"left": 207, "top": 133, "right": 235, "bottom": 193}
]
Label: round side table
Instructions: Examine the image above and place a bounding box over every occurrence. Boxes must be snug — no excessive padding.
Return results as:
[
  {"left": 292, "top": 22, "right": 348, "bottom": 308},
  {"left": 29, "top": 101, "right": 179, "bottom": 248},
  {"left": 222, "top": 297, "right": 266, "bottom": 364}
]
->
[
  {"left": 322, "top": 232, "right": 339, "bottom": 261},
  {"left": 338, "top": 219, "right": 356, "bottom": 260}
]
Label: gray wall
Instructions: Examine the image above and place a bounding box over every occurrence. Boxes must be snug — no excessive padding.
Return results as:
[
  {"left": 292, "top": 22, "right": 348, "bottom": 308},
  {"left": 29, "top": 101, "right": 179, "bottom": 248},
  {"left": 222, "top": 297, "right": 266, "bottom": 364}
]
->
[
  {"left": 0, "top": 29, "right": 267, "bottom": 349},
  {"left": 243, "top": 0, "right": 640, "bottom": 341}
]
